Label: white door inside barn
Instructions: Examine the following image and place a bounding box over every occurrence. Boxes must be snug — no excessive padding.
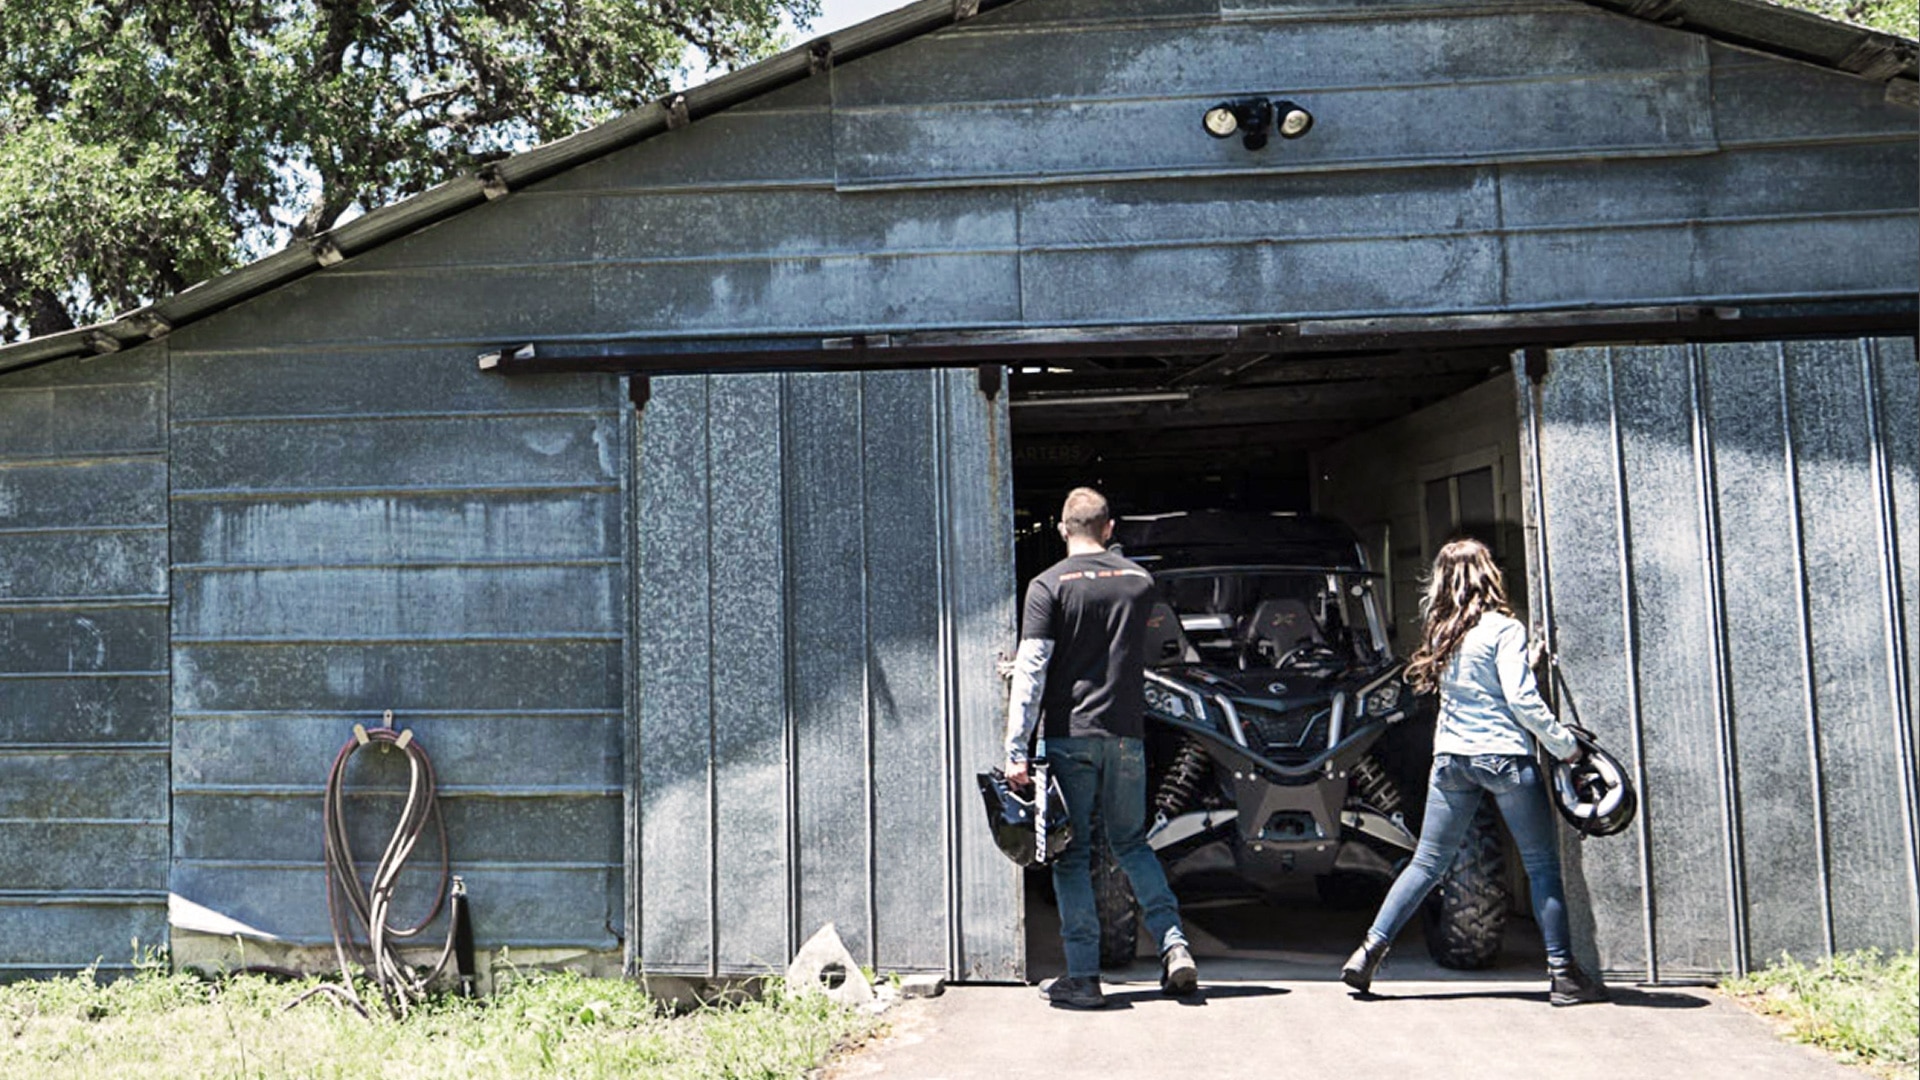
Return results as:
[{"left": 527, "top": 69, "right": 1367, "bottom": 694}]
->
[
  {"left": 626, "top": 367, "right": 1021, "bottom": 983},
  {"left": 1518, "top": 338, "right": 1919, "bottom": 983}
]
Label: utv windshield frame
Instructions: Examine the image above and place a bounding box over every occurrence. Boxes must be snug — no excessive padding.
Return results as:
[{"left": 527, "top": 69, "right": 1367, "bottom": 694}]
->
[{"left": 1151, "top": 563, "right": 1392, "bottom": 665}]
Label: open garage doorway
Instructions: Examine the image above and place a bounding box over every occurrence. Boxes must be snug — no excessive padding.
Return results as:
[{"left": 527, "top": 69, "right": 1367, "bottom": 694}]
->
[{"left": 1006, "top": 346, "right": 1551, "bottom": 984}]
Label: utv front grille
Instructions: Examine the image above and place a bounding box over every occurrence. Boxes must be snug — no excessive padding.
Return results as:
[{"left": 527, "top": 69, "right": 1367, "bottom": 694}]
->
[{"left": 1236, "top": 703, "right": 1329, "bottom": 762}]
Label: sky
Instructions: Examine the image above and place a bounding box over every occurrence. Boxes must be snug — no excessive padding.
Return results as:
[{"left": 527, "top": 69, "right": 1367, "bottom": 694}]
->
[
  {"left": 809, "top": 0, "right": 911, "bottom": 35},
  {"left": 676, "top": 0, "right": 909, "bottom": 88}
]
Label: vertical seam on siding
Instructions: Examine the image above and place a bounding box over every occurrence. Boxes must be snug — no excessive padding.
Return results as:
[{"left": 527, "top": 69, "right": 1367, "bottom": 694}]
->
[
  {"left": 932, "top": 373, "right": 960, "bottom": 979},
  {"left": 1860, "top": 338, "right": 1920, "bottom": 936},
  {"left": 622, "top": 380, "right": 642, "bottom": 975},
  {"left": 704, "top": 378, "right": 720, "bottom": 980},
  {"left": 1520, "top": 353, "right": 1556, "bottom": 656},
  {"left": 162, "top": 337, "right": 177, "bottom": 965},
  {"left": 1013, "top": 193, "right": 1027, "bottom": 325},
  {"left": 781, "top": 375, "right": 802, "bottom": 965},
  {"left": 1493, "top": 167, "right": 1510, "bottom": 310},
  {"left": 859, "top": 374, "right": 878, "bottom": 975},
  {"left": 1780, "top": 342, "right": 1838, "bottom": 960},
  {"left": 1689, "top": 344, "right": 1749, "bottom": 977},
  {"left": 1606, "top": 347, "right": 1658, "bottom": 984}
]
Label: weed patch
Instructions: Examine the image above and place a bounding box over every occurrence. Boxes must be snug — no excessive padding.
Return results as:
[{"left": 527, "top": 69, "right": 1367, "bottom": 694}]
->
[
  {"left": 0, "top": 961, "right": 877, "bottom": 1079},
  {"left": 1725, "top": 949, "right": 1918, "bottom": 1079}
]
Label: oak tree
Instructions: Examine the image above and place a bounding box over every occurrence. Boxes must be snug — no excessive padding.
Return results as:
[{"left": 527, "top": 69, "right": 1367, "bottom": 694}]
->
[{"left": 0, "top": 0, "right": 812, "bottom": 340}]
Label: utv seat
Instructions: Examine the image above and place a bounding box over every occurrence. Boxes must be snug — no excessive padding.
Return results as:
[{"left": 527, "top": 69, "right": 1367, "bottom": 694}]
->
[
  {"left": 1242, "top": 598, "right": 1320, "bottom": 665},
  {"left": 1143, "top": 601, "right": 1199, "bottom": 665}
]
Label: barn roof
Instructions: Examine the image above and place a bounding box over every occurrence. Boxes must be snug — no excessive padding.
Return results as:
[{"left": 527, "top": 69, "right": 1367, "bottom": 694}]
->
[{"left": 1, "top": 0, "right": 1912, "bottom": 377}]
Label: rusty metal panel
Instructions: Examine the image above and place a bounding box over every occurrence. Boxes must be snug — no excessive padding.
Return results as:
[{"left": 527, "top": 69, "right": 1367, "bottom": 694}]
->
[
  {"left": 0, "top": 898, "right": 167, "bottom": 977},
  {"left": 832, "top": 9, "right": 1713, "bottom": 189},
  {"left": 707, "top": 375, "right": 791, "bottom": 973},
  {"left": 1868, "top": 339, "right": 1919, "bottom": 927},
  {"left": 1701, "top": 342, "right": 1830, "bottom": 965},
  {"left": 1610, "top": 348, "right": 1735, "bottom": 978},
  {"left": 838, "top": 10, "right": 1701, "bottom": 108},
  {"left": 166, "top": 341, "right": 627, "bottom": 954},
  {"left": 168, "top": 863, "right": 616, "bottom": 948},
  {"left": 116, "top": 3, "right": 1915, "bottom": 361},
  {"left": 1498, "top": 141, "right": 1918, "bottom": 228},
  {"left": 630, "top": 367, "right": 1017, "bottom": 978},
  {"left": 1532, "top": 338, "right": 1920, "bottom": 980},
  {"left": 1021, "top": 169, "right": 1501, "bottom": 248},
  {"left": 0, "top": 344, "right": 170, "bottom": 978},
  {"left": 1527, "top": 346, "right": 1655, "bottom": 979},
  {"left": 592, "top": 252, "right": 1022, "bottom": 339},
  {"left": 171, "top": 492, "right": 617, "bottom": 568},
  {"left": 172, "top": 641, "right": 621, "bottom": 714},
  {"left": 1027, "top": 235, "right": 1503, "bottom": 325},
  {"left": 783, "top": 373, "right": 876, "bottom": 968},
  {"left": 173, "top": 714, "right": 619, "bottom": 790},
  {"left": 633, "top": 376, "right": 716, "bottom": 973},
  {"left": 938, "top": 369, "right": 1022, "bottom": 981},
  {"left": 970, "top": 0, "right": 1218, "bottom": 29},
  {"left": 1711, "top": 45, "right": 1918, "bottom": 148},
  {"left": 170, "top": 347, "right": 603, "bottom": 419},
  {"left": 591, "top": 188, "right": 1017, "bottom": 263},
  {"left": 171, "top": 412, "right": 619, "bottom": 495},
  {"left": 1504, "top": 216, "right": 1920, "bottom": 310},
  {"left": 862, "top": 371, "right": 948, "bottom": 973},
  {"left": 1783, "top": 340, "right": 1918, "bottom": 954},
  {"left": 533, "top": 79, "right": 834, "bottom": 195}
]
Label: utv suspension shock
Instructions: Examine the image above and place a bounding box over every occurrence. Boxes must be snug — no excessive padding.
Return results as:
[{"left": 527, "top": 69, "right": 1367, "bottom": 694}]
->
[
  {"left": 1153, "top": 735, "right": 1214, "bottom": 819},
  {"left": 1350, "top": 753, "right": 1404, "bottom": 816}
]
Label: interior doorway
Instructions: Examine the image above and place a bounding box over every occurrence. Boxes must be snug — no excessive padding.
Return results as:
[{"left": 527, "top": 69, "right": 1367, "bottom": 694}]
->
[{"left": 1005, "top": 345, "right": 1549, "bottom": 980}]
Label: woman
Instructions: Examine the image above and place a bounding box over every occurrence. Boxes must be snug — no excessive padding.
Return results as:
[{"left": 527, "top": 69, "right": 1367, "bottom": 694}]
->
[{"left": 1341, "top": 537, "right": 1607, "bottom": 1006}]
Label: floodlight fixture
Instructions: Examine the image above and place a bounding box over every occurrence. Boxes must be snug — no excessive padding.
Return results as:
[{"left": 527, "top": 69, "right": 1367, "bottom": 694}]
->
[{"left": 1202, "top": 98, "right": 1314, "bottom": 150}]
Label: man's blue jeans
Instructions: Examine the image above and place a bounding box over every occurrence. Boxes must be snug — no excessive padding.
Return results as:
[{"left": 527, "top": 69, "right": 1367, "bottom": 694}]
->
[
  {"left": 1366, "top": 753, "right": 1573, "bottom": 966},
  {"left": 1048, "top": 735, "right": 1188, "bottom": 978}
]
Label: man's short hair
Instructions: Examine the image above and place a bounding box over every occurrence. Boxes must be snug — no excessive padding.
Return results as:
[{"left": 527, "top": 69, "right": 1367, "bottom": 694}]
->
[{"left": 1059, "top": 487, "right": 1111, "bottom": 540}]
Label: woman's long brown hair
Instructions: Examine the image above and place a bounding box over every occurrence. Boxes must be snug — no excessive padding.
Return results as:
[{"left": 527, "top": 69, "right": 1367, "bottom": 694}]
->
[{"left": 1404, "top": 538, "right": 1512, "bottom": 695}]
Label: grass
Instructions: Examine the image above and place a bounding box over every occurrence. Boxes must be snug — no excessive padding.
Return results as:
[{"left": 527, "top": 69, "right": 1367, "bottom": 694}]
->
[
  {"left": 0, "top": 953, "right": 879, "bottom": 1080},
  {"left": 1724, "top": 949, "right": 1918, "bottom": 1078}
]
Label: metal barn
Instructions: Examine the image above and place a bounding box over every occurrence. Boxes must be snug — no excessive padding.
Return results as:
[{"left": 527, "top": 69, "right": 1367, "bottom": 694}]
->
[{"left": 0, "top": 0, "right": 1914, "bottom": 986}]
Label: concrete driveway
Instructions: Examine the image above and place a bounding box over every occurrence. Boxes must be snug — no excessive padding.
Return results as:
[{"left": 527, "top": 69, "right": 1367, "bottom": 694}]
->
[
  {"left": 828, "top": 975, "right": 1849, "bottom": 1080},
  {"left": 827, "top": 897, "right": 1850, "bottom": 1080}
]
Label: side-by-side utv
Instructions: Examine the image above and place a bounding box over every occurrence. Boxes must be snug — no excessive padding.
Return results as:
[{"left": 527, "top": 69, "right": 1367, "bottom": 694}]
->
[{"left": 1086, "top": 511, "right": 1510, "bottom": 969}]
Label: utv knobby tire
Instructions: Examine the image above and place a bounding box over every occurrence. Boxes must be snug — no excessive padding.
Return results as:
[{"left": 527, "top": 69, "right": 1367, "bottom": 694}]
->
[
  {"left": 1421, "top": 803, "right": 1510, "bottom": 970},
  {"left": 1089, "top": 808, "right": 1141, "bottom": 969}
]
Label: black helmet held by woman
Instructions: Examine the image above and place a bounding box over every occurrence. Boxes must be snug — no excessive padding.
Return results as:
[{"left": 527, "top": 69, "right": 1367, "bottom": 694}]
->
[{"left": 1551, "top": 726, "right": 1637, "bottom": 838}]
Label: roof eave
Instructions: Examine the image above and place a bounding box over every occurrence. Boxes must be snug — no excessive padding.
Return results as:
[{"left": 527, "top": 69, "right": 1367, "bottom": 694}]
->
[{"left": 1, "top": 0, "right": 1911, "bottom": 377}]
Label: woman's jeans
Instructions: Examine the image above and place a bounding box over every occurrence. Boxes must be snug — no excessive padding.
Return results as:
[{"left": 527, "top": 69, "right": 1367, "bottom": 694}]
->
[
  {"left": 1365, "top": 753, "right": 1573, "bottom": 966},
  {"left": 1048, "top": 736, "right": 1188, "bottom": 978}
]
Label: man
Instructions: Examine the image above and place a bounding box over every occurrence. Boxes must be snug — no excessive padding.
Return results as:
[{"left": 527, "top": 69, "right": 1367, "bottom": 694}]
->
[{"left": 1006, "top": 487, "right": 1198, "bottom": 1009}]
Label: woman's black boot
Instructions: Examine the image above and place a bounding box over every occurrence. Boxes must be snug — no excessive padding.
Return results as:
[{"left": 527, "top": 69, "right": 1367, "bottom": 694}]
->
[
  {"left": 1340, "top": 939, "right": 1390, "bottom": 993},
  {"left": 1548, "top": 960, "right": 1609, "bottom": 1006}
]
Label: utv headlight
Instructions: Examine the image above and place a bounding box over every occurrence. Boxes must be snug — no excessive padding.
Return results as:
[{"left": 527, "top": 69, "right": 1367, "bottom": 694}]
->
[
  {"left": 1358, "top": 674, "right": 1403, "bottom": 718},
  {"left": 1144, "top": 684, "right": 1187, "bottom": 719}
]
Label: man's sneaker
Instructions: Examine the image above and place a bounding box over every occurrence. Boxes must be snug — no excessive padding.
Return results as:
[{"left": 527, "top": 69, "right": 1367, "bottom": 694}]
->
[
  {"left": 1160, "top": 943, "right": 1199, "bottom": 996},
  {"left": 1549, "top": 961, "right": 1609, "bottom": 1006},
  {"left": 1041, "top": 975, "right": 1107, "bottom": 1009},
  {"left": 1340, "top": 938, "right": 1390, "bottom": 993}
]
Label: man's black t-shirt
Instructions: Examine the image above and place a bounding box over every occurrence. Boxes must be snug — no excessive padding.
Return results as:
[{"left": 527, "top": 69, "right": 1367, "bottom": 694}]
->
[{"left": 1021, "top": 548, "right": 1155, "bottom": 742}]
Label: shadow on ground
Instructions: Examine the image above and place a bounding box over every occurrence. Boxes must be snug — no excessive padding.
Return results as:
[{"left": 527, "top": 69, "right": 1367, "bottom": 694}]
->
[{"left": 1026, "top": 876, "right": 1559, "bottom": 985}]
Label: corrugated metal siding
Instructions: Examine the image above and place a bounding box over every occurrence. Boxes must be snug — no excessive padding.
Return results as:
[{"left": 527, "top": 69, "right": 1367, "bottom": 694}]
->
[
  {"left": 164, "top": 341, "right": 627, "bottom": 950},
  {"left": 1525, "top": 338, "right": 1919, "bottom": 981},
  {"left": 0, "top": 0, "right": 1912, "bottom": 978},
  {"left": 0, "top": 346, "right": 170, "bottom": 978},
  {"left": 138, "top": 0, "right": 1914, "bottom": 355},
  {"left": 632, "top": 368, "right": 1019, "bottom": 979}
]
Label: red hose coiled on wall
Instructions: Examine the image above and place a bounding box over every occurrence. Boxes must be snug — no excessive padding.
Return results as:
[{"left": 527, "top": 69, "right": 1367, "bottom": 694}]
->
[{"left": 308, "top": 714, "right": 459, "bottom": 1018}]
